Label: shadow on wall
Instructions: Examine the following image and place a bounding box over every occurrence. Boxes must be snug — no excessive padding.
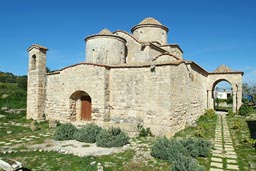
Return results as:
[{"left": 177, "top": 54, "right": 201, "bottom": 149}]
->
[{"left": 247, "top": 120, "right": 256, "bottom": 139}]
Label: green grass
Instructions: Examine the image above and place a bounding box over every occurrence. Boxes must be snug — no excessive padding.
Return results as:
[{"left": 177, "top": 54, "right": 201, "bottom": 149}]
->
[
  {"left": 0, "top": 82, "right": 26, "bottom": 109},
  {"left": 1, "top": 151, "right": 97, "bottom": 171},
  {"left": 227, "top": 116, "right": 256, "bottom": 170},
  {"left": 173, "top": 111, "right": 217, "bottom": 170},
  {"left": 0, "top": 110, "right": 54, "bottom": 150},
  {"left": 0, "top": 109, "right": 170, "bottom": 171}
]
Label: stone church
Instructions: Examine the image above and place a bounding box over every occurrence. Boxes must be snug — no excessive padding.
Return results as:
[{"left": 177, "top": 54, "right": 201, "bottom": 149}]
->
[{"left": 26, "top": 17, "right": 243, "bottom": 136}]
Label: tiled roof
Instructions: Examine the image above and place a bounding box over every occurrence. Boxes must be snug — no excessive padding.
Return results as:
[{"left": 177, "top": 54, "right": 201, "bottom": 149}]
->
[
  {"left": 139, "top": 17, "right": 162, "bottom": 25},
  {"left": 27, "top": 44, "right": 48, "bottom": 51},
  {"left": 213, "top": 65, "right": 233, "bottom": 73},
  {"left": 98, "top": 29, "right": 113, "bottom": 35}
]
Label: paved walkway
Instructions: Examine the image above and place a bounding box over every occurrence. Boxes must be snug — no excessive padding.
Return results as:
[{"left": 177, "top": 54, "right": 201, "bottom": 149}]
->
[{"left": 210, "top": 112, "right": 239, "bottom": 171}]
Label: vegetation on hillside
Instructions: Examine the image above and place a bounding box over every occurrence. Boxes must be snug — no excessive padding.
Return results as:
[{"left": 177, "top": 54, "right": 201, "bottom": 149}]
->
[{"left": 0, "top": 71, "right": 27, "bottom": 109}]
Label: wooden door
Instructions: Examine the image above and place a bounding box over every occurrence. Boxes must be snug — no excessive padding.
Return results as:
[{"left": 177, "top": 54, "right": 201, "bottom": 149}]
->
[{"left": 81, "top": 96, "right": 91, "bottom": 121}]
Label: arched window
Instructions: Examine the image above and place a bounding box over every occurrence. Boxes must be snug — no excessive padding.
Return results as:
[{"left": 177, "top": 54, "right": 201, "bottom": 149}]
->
[{"left": 31, "top": 55, "right": 36, "bottom": 70}]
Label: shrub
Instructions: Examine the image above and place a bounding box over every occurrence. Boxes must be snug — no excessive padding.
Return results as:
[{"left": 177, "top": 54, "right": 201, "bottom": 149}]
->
[
  {"left": 180, "top": 138, "right": 199, "bottom": 158},
  {"left": 195, "top": 138, "right": 211, "bottom": 157},
  {"left": 151, "top": 137, "right": 211, "bottom": 161},
  {"left": 74, "top": 124, "right": 102, "bottom": 143},
  {"left": 194, "top": 125, "right": 206, "bottom": 138},
  {"left": 231, "top": 119, "right": 242, "bottom": 129},
  {"left": 151, "top": 137, "right": 187, "bottom": 160},
  {"left": 54, "top": 123, "right": 77, "bottom": 140},
  {"left": 239, "top": 104, "right": 254, "bottom": 116},
  {"left": 204, "top": 109, "right": 216, "bottom": 118},
  {"left": 180, "top": 138, "right": 211, "bottom": 158},
  {"left": 228, "top": 109, "right": 235, "bottom": 117},
  {"left": 137, "top": 124, "right": 153, "bottom": 137},
  {"left": 150, "top": 136, "right": 172, "bottom": 160},
  {"left": 96, "top": 127, "right": 129, "bottom": 148},
  {"left": 167, "top": 139, "right": 187, "bottom": 161},
  {"left": 171, "top": 153, "right": 204, "bottom": 171}
]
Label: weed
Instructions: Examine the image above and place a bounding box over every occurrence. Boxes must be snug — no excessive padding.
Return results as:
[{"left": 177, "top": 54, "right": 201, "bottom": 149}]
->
[{"left": 137, "top": 124, "right": 153, "bottom": 137}]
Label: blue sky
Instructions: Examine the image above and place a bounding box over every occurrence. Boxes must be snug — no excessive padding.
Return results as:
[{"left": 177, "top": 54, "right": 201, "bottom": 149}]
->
[{"left": 0, "top": 0, "right": 255, "bottom": 85}]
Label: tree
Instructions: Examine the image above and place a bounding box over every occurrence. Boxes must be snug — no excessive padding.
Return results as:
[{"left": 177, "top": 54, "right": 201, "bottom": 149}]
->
[
  {"left": 17, "top": 76, "right": 27, "bottom": 90},
  {"left": 46, "top": 67, "right": 51, "bottom": 73}
]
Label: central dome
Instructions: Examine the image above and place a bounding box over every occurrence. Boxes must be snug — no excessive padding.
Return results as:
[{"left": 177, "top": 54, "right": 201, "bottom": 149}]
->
[
  {"left": 139, "top": 17, "right": 163, "bottom": 25},
  {"left": 131, "top": 17, "right": 169, "bottom": 45}
]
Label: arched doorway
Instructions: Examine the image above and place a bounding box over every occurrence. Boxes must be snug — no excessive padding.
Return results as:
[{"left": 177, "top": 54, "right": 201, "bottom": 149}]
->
[
  {"left": 212, "top": 80, "right": 233, "bottom": 111},
  {"left": 70, "top": 91, "right": 92, "bottom": 121},
  {"left": 207, "top": 65, "right": 243, "bottom": 113}
]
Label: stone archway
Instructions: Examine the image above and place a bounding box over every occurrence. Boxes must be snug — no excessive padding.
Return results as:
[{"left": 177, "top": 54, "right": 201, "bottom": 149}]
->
[
  {"left": 70, "top": 91, "right": 92, "bottom": 121},
  {"left": 207, "top": 65, "right": 243, "bottom": 113},
  {"left": 211, "top": 79, "right": 233, "bottom": 111}
]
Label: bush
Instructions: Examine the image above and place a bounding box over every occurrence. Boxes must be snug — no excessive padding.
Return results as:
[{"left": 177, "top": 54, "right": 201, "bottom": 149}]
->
[
  {"left": 151, "top": 137, "right": 211, "bottom": 170},
  {"left": 204, "top": 109, "right": 216, "bottom": 118},
  {"left": 54, "top": 123, "right": 77, "bottom": 140},
  {"left": 74, "top": 124, "right": 102, "bottom": 143},
  {"left": 167, "top": 139, "right": 187, "bottom": 161},
  {"left": 150, "top": 136, "right": 173, "bottom": 160},
  {"left": 171, "top": 153, "right": 204, "bottom": 171},
  {"left": 228, "top": 109, "right": 235, "bottom": 117},
  {"left": 137, "top": 124, "right": 153, "bottom": 137},
  {"left": 180, "top": 138, "right": 199, "bottom": 158},
  {"left": 181, "top": 138, "right": 211, "bottom": 158},
  {"left": 151, "top": 137, "right": 188, "bottom": 161},
  {"left": 96, "top": 127, "right": 129, "bottom": 148},
  {"left": 239, "top": 104, "right": 254, "bottom": 116},
  {"left": 232, "top": 119, "right": 242, "bottom": 129}
]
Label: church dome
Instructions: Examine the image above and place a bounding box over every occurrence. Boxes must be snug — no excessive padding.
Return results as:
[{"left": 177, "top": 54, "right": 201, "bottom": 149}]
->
[
  {"left": 131, "top": 17, "right": 168, "bottom": 33},
  {"left": 98, "top": 28, "right": 113, "bottom": 35},
  {"left": 213, "top": 65, "right": 233, "bottom": 73},
  {"left": 139, "top": 17, "right": 163, "bottom": 25},
  {"left": 131, "top": 17, "right": 169, "bottom": 45}
]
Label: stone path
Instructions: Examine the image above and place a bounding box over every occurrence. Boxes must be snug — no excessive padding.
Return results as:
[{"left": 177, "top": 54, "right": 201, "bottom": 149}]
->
[
  {"left": 0, "top": 120, "right": 53, "bottom": 151},
  {"left": 210, "top": 112, "right": 240, "bottom": 171},
  {"left": 0, "top": 133, "right": 53, "bottom": 149}
]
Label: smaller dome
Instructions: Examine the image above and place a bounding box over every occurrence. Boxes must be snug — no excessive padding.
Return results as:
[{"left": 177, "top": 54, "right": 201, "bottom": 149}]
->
[
  {"left": 139, "top": 17, "right": 162, "bottom": 25},
  {"left": 98, "top": 28, "right": 113, "bottom": 35},
  {"left": 213, "top": 65, "right": 233, "bottom": 73}
]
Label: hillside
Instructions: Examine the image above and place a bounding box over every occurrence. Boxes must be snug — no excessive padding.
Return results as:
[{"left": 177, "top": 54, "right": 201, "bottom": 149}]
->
[{"left": 0, "top": 71, "right": 27, "bottom": 109}]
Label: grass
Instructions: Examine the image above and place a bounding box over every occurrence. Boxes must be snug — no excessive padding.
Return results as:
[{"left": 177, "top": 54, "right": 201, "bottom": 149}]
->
[
  {"left": 227, "top": 115, "right": 256, "bottom": 170},
  {"left": 0, "top": 110, "right": 54, "bottom": 150},
  {"left": 173, "top": 110, "right": 217, "bottom": 170},
  {"left": 0, "top": 82, "right": 26, "bottom": 109},
  {"left": 0, "top": 109, "right": 170, "bottom": 171},
  {"left": 1, "top": 151, "right": 97, "bottom": 171}
]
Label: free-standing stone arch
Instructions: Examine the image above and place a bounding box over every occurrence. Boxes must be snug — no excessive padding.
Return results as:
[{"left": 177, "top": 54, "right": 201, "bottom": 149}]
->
[
  {"left": 207, "top": 65, "right": 244, "bottom": 113},
  {"left": 70, "top": 91, "right": 92, "bottom": 121}
]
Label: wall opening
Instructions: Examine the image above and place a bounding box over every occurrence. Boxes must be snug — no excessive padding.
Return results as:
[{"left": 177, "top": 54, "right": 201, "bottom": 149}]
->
[
  {"left": 31, "top": 54, "right": 36, "bottom": 70},
  {"left": 212, "top": 80, "right": 233, "bottom": 112},
  {"left": 70, "top": 91, "right": 92, "bottom": 121}
]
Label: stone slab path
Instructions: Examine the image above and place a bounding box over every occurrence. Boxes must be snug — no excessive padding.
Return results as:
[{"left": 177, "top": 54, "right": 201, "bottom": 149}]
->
[{"left": 210, "top": 112, "right": 240, "bottom": 171}]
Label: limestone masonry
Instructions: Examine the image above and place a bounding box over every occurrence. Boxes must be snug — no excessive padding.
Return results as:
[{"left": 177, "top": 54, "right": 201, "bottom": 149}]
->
[{"left": 27, "top": 17, "right": 243, "bottom": 137}]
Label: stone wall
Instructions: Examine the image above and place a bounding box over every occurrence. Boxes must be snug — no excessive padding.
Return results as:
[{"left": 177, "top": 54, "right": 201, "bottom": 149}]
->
[
  {"left": 45, "top": 64, "right": 109, "bottom": 125},
  {"left": 107, "top": 62, "right": 207, "bottom": 137},
  {"left": 132, "top": 27, "right": 168, "bottom": 45},
  {"left": 43, "top": 62, "right": 208, "bottom": 137},
  {"left": 85, "top": 36, "right": 126, "bottom": 65}
]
